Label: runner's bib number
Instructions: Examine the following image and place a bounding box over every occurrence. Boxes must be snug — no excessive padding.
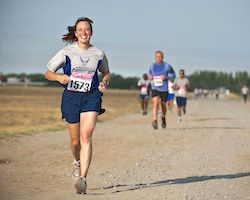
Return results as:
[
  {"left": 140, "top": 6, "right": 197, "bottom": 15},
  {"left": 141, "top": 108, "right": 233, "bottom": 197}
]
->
[
  {"left": 178, "top": 86, "right": 186, "bottom": 96},
  {"left": 140, "top": 86, "right": 148, "bottom": 95},
  {"left": 153, "top": 76, "right": 163, "bottom": 87},
  {"left": 67, "top": 77, "right": 92, "bottom": 92}
]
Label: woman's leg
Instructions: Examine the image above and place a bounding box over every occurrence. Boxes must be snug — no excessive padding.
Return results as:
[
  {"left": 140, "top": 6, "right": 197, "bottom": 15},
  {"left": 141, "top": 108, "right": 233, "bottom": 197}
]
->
[
  {"left": 79, "top": 112, "right": 98, "bottom": 178},
  {"left": 68, "top": 123, "right": 80, "bottom": 161}
]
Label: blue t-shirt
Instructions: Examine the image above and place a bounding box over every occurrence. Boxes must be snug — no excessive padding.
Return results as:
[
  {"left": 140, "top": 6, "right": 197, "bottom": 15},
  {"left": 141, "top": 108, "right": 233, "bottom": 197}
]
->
[{"left": 149, "top": 62, "right": 175, "bottom": 92}]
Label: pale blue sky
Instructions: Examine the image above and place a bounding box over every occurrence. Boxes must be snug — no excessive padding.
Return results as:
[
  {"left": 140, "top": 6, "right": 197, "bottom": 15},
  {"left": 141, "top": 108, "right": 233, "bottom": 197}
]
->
[{"left": 0, "top": 0, "right": 249, "bottom": 77}]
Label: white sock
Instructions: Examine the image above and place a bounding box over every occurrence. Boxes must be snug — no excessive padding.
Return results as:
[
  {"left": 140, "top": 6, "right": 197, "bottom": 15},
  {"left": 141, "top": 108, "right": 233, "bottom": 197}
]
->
[{"left": 74, "top": 159, "right": 80, "bottom": 167}]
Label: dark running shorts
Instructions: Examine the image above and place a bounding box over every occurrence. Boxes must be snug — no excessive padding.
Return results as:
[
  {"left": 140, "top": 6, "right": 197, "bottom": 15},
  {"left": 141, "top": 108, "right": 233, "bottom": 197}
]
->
[
  {"left": 61, "top": 89, "right": 103, "bottom": 124},
  {"left": 151, "top": 90, "right": 168, "bottom": 102},
  {"left": 176, "top": 97, "right": 187, "bottom": 107},
  {"left": 139, "top": 94, "right": 149, "bottom": 101}
]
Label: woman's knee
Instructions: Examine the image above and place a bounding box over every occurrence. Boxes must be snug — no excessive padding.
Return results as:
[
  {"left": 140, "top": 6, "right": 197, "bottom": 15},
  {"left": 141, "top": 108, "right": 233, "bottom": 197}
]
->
[
  {"left": 80, "top": 129, "right": 93, "bottom": 143},
  {"left": 80, "top": 134, "right": 92, "bottom": 143},
  {"left": 71, "top": 138, "right": 80, "bottom": 147}
]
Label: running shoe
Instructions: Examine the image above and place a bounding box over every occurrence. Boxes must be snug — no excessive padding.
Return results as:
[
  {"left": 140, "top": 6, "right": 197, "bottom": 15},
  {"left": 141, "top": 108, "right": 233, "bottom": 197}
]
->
[
  {"left": 152, "top": 120, "right": 158, "bottom": 129},
  {"left": 72, "top": 162, "right": 81, "bottom": 179},
  {"left": 177, "top": 118, "right": 182, "bottom": 123},
  {"left": 75, "top": 177, "right": 87, "bottom": 194},
  {"left": 161, "top": 117, "right": 166, "bottom": 128}
]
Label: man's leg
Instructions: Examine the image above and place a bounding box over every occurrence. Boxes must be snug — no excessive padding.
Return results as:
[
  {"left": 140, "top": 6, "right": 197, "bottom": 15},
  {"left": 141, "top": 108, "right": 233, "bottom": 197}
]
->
[
  {"left": 176, "top": 97, "right": 182, "bottom": 122},
  {"left": 152, "top": 96, "right": 159, "bottom": 129},
  {"left": 183, "top": 98, "right": 187, "bottom": 114},
  {"left": 169, "top": 100, "right": 174, "bottom": 113},
  {"left": 161, "top": 99, "right": 167, "bottom": 128}
]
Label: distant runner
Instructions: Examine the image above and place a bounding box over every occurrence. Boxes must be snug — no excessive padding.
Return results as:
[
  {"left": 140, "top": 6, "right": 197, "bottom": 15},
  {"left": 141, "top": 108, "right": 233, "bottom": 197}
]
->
[
  {"left": 45, "top": 17, "right": 110, "bottom": 194},
  {"left": 241, "top": 85, "right": 249, "bottom": 104},
  {"left": 149, "top": 50, "right": 175, "bottom": 129},
  {"left": 173, "top": 69, "right": 190, "bottom": 122},
  {"left": 167, "top": 73, "right": 176, "bottom": 113},
  {"left": 137, "top": 73, "right": 150, "bottom": 115}
]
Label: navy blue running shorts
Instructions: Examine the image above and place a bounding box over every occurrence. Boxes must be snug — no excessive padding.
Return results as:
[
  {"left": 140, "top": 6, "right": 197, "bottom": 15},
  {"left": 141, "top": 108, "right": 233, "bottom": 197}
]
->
[
  {"left": 61, "top": 89, "right": 103, "bottom": 124},
  {"left": 176, "top": 97, "right": 187, "bottom": 107}
]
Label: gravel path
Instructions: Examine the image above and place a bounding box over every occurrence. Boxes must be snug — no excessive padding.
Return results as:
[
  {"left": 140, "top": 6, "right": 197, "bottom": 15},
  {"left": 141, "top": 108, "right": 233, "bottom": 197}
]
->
[{"left": 1, "top": 98, "right": 250, "bottom": 200}]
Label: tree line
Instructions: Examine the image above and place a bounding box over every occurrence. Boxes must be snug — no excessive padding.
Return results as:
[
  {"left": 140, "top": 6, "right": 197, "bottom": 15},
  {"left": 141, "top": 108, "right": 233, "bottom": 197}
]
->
[
  {"left": 188, "top": 71, "right": 250, "bottom": 93},
  {"left": 1, "top": 70, "right": 249, "bottom": 93}
]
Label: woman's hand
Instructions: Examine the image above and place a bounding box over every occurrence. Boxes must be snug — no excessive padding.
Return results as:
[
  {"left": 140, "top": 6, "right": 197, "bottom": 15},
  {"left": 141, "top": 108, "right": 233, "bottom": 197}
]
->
[
  {"left": 57, "top": 74, "right": 70, "bottom": 85},
  {"left": 98, "top": 81, "right": 107, "bottom": 92}
]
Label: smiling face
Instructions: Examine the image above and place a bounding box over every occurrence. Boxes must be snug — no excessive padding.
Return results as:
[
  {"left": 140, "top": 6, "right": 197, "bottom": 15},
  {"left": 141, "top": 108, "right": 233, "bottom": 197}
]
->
[{"left": 75, "top": 21, "right": 92, "bottom": 48}]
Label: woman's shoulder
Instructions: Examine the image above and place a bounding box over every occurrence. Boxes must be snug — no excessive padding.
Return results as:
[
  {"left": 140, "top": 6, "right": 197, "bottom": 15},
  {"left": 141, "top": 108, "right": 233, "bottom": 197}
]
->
[
  {"left": 90, "top": 45, "right": 104, "bottom": 53},
  {"left": 63, "top": 42, "right": 78, "bottom": 51},
  {"left": 89, "top": 45, "right": 105, "bottom": 57}
]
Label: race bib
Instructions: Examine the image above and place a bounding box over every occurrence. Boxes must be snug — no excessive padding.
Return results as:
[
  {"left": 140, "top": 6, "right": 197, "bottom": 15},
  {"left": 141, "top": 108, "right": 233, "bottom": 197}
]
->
[
  {"left": 153, "top": 76, "right": 163, "bottom": 87},
  {"left": 67, "top": 76, "right": 92, "bottom": 92},
  {"left": 140, "top": 86, "right": 148, "bottom": 95},
  {"left": 178, "top": 86, "right": 186, "bottom": 96}
]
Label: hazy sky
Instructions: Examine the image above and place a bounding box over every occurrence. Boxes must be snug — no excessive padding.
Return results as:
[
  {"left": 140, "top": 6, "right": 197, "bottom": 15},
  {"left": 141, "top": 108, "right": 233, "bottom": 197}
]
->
[{"left": 0, "top": 0, "right": 250, "bottom": 77}]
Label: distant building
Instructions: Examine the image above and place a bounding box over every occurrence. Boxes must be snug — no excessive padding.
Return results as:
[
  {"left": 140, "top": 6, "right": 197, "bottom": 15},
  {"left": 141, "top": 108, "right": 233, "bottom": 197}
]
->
[
  {"left": 5, "top": 76, "right": 45, "bottom": 86},
  {"left": 7, "top": 77, "right": 21, "bottom": 84}
]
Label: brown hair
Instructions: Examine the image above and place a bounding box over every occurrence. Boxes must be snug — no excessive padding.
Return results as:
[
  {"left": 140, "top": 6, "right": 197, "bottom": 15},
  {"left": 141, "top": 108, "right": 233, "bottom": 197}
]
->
[
  {"left": 179, "top": 69, "right": 185, "bottom": 74},
  {"left": 62, "top": 17, "right": 93, "bottom": 43}
]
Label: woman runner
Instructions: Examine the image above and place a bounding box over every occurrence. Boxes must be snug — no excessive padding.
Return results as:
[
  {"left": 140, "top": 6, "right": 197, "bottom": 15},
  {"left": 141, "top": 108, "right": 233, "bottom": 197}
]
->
[{"left": 45, "top": 17, "right": 110, "bottom": 194}]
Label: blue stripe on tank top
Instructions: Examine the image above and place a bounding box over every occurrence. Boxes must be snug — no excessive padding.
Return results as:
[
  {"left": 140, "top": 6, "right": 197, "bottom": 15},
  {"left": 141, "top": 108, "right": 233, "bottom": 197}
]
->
[
  {"left": 63, "top": 56, "right": 71, "bottom": 76},
  {"left": 91, "top": 60, "right": 102, "bottom": 89},
  {"left": 62, "top": 55, "right": 71, "bottom": 88}
]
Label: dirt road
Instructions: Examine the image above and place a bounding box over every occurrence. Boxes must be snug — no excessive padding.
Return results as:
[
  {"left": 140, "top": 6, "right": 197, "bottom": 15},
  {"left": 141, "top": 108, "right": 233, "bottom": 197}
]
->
[{"left": 1, "top": 98, "right": 250, "bottom": 200}]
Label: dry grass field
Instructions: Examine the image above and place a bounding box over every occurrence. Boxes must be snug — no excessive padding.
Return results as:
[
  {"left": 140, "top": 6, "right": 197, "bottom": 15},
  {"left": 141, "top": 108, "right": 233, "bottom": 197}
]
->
[{"left": 0, "top": 86, "right": 140, "bottom": 138}]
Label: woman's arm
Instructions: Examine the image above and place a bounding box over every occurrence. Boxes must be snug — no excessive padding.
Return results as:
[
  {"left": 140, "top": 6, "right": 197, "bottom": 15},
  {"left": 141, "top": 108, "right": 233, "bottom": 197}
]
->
[
  {"left": 98, "top": 72, "right": 110, "bottom": 92},
  {"left": 44, "top": 70, "right": 70, "bottom": 85}
]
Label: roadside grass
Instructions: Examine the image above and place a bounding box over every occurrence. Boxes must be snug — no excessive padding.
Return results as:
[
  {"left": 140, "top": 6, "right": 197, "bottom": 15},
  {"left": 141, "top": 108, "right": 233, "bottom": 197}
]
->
[{"left": 0, "top": 86, "right": 140, "bottom": 138}]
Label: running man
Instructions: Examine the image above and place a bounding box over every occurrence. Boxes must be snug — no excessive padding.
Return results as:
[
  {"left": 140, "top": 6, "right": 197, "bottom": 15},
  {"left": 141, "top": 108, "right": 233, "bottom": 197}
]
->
[
  {"left": 241, "top": 85, "right": 249, "bottom": 104},
  {"left": 45, "top": 17, "right": 110, "bottom": 194},
  {"left": 149, "top": 50, "right": 176, "bottom": 129},
  {"left": 137, "top": 73, "right": 150, "bottom": 115},
  {"left": 173, "top": 69, "right": 190, "bottom": 122}
]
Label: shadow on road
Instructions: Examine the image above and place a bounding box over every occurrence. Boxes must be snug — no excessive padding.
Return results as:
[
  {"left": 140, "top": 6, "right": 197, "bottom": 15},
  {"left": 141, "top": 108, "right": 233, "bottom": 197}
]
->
[{"left": 89, "top": 171, "right": 250, "bottom": 194}]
